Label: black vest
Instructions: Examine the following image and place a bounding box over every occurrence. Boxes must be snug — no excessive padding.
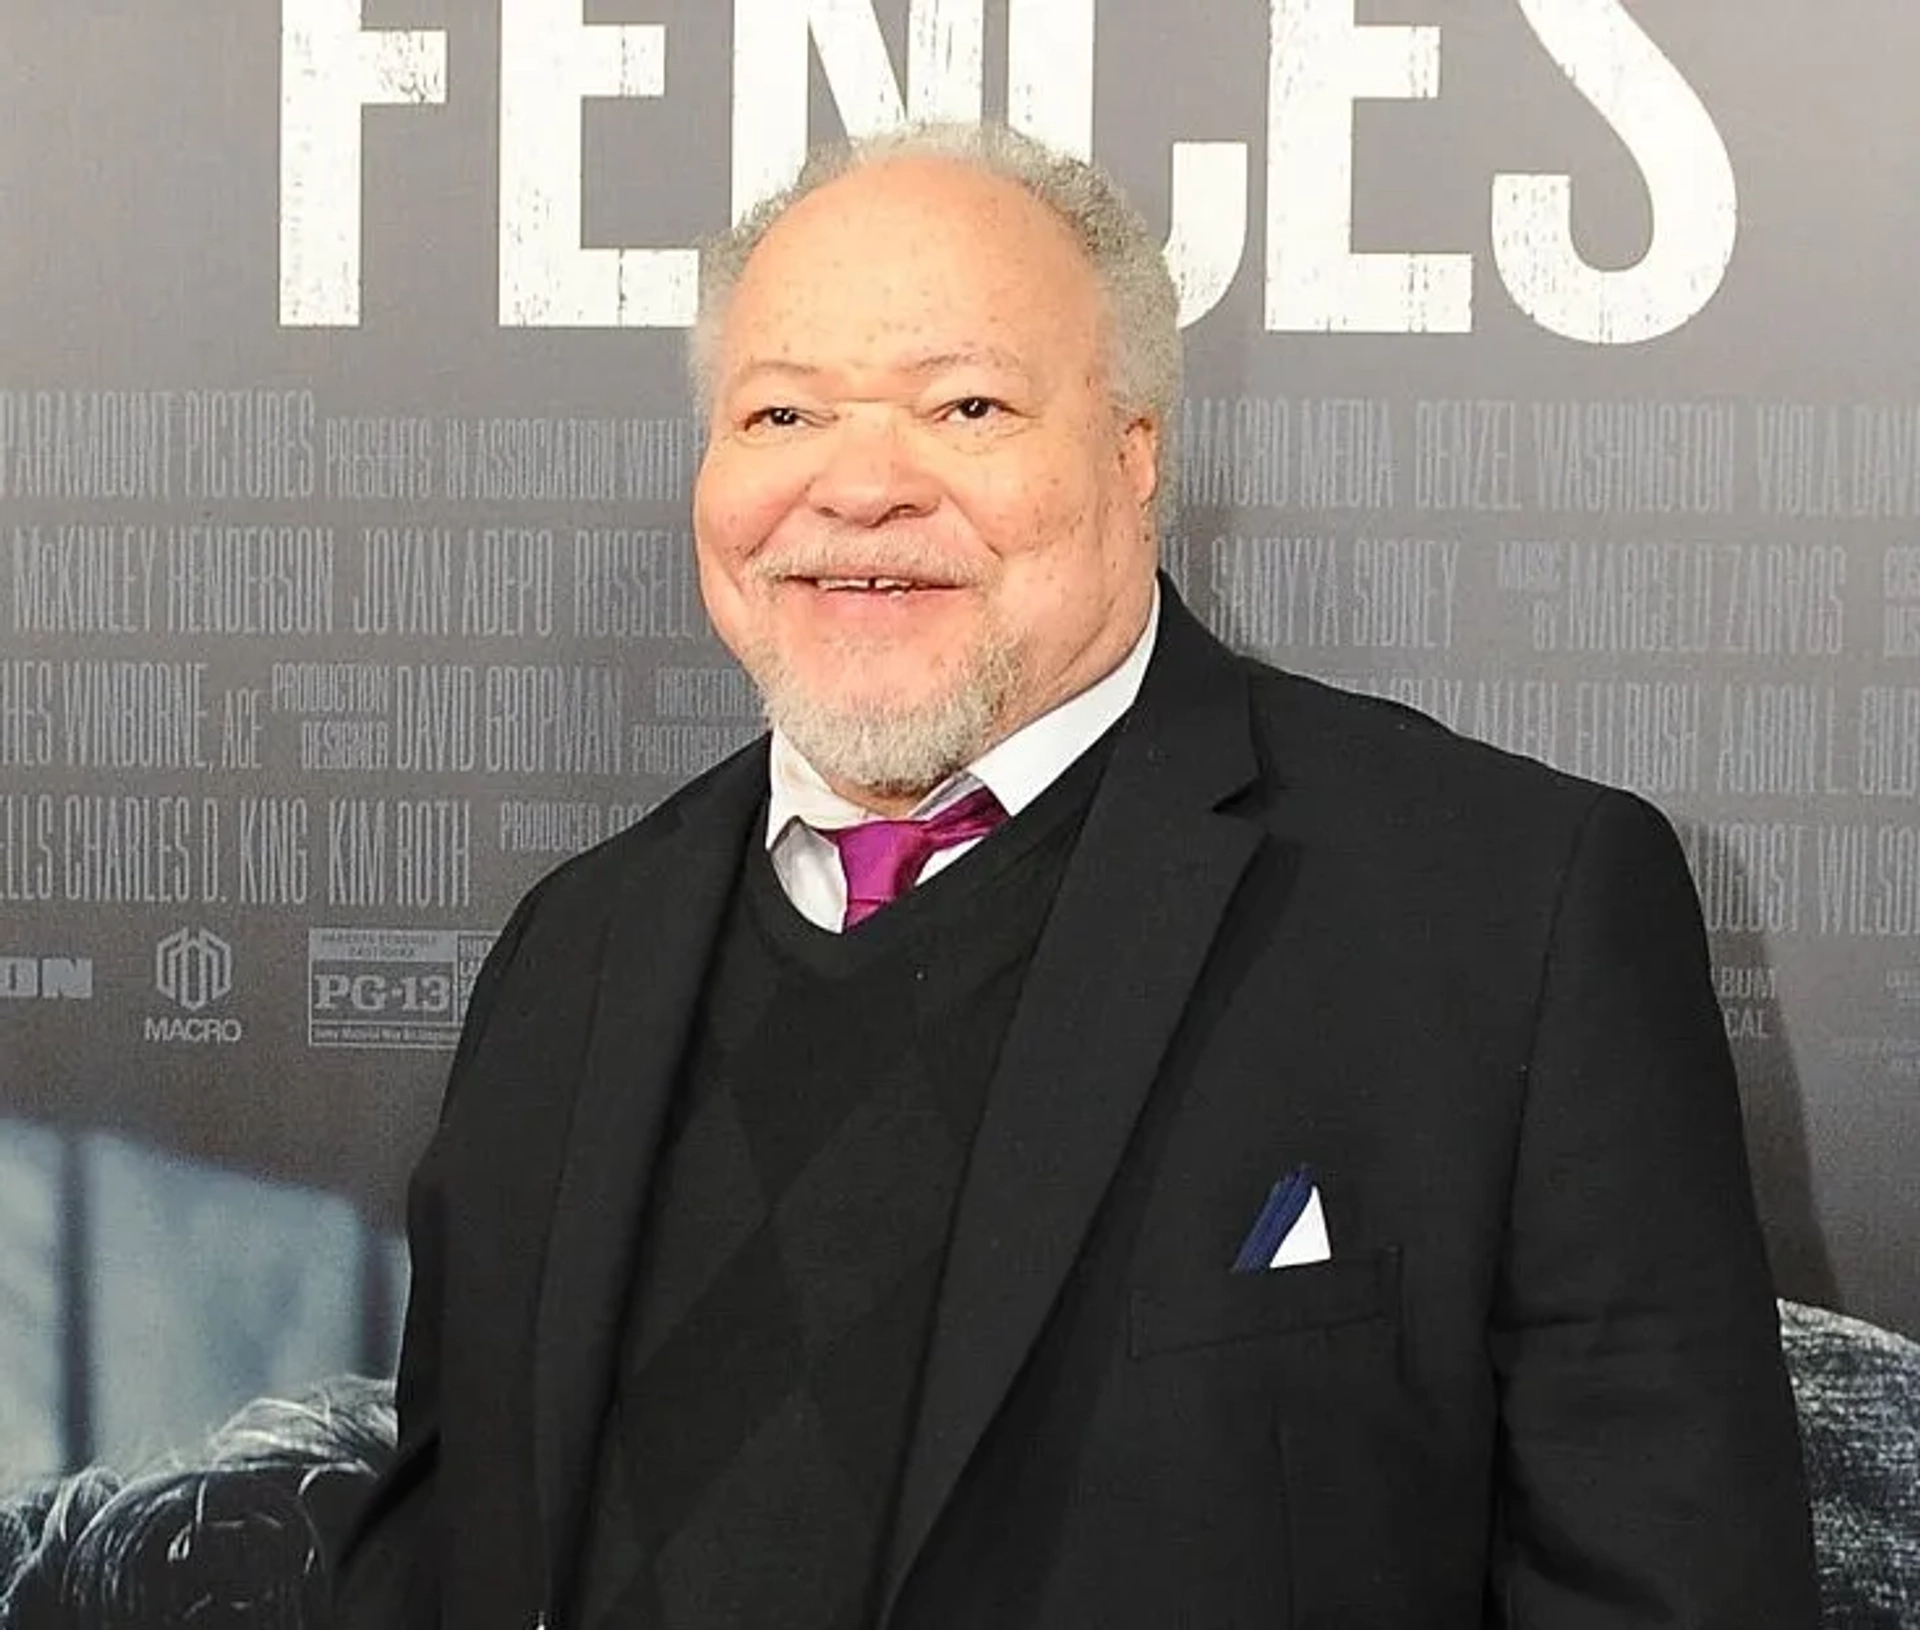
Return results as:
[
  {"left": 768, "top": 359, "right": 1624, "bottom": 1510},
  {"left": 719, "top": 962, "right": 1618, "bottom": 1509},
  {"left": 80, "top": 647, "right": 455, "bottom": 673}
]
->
[{"left": 572, "top": 742, "right": 1110, "bottom": 1630}]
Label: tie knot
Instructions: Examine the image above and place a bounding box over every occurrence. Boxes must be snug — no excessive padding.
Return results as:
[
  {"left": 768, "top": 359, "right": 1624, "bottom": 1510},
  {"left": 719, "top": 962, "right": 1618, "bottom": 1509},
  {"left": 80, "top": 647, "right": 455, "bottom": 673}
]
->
[{"left": 825, "top": 786, "right": 1007, "bottom": 928}]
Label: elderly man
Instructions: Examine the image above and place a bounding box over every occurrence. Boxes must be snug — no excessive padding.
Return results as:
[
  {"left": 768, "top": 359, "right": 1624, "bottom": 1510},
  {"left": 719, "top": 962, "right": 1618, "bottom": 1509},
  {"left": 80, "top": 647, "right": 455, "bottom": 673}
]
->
[{"left": 338, "top": 124, "right": 1815, "bottom": 1628}]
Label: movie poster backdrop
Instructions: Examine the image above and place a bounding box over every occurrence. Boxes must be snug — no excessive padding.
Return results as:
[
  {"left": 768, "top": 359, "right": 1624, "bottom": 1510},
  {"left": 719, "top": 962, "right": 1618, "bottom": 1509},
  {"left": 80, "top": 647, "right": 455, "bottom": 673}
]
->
[{"left": 3, "top": 0, "right": 1916, "bottom": 1504}]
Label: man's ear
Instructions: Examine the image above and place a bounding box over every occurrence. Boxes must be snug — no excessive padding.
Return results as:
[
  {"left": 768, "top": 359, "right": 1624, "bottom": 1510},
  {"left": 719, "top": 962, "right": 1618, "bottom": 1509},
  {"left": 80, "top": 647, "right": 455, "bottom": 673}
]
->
[{"left": 1119, "top": 414, "right": 1160, "bottom": 512}]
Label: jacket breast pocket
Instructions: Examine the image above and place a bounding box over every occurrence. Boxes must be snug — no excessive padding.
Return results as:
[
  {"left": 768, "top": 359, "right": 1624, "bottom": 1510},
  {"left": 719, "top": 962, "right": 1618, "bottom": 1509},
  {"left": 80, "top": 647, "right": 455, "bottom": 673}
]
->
[{"left": 1128, "top": 1247, "right": 1400, "bottom": 1359}]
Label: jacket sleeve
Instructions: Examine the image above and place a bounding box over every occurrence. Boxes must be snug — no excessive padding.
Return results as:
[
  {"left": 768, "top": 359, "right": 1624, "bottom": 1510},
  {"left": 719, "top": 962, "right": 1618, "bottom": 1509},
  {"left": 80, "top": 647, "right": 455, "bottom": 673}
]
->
[
  {"left": 330, "top": 888, "right": 546, "bottom": 1629},
  {"left": 1488, "top": 789, "right": 1818, "bottom": 1626}
]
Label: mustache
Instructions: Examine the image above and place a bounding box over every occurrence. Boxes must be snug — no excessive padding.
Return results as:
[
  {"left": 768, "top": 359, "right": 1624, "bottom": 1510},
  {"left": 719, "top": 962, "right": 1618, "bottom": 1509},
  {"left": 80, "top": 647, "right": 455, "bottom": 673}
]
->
[{"left": 749, "top": 543, "right": 977, "bottom": 587}]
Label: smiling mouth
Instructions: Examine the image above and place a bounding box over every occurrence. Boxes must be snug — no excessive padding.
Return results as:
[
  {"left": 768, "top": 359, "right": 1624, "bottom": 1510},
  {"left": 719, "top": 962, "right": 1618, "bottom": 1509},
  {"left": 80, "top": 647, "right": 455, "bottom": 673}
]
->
[{"left": 807, "top": 576, "right": 946, "bottom": 593}]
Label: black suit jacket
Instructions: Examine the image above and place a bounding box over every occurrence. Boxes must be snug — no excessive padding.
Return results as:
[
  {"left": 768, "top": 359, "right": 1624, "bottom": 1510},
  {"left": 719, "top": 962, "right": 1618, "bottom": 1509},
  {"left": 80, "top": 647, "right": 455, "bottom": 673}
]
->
[{"left": 339, "top": 587, "right": 1816, "bottom": 1627}]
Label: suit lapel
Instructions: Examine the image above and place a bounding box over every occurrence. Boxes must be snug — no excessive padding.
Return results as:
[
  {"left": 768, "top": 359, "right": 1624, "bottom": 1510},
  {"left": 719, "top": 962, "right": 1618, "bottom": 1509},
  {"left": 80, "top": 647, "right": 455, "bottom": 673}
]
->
[
  {"left": 529, "top": 743, "right": 768, "bottom": 1614},
  {"left": 880, "top": 593, "right": 1267, "bottom": 1620}
]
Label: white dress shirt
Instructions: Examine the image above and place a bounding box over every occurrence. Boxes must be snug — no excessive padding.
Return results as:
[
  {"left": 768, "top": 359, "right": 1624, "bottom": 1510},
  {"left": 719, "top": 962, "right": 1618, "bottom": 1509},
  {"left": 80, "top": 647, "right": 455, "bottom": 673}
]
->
[{"left": 766, "top": 589, "right": 1160, "bottom": 931}]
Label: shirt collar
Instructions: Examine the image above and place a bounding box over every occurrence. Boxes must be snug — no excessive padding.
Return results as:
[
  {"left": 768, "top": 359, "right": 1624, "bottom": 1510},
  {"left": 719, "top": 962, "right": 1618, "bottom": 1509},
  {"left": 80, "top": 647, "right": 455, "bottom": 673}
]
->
[{"left": 766, "top": 583, "right": 1160, "bottom": 844}]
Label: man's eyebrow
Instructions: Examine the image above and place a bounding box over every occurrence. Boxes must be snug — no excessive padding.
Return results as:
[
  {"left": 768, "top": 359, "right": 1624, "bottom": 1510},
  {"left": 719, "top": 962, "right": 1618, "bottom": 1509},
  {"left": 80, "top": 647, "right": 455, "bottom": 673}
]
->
[
  {"left": 726, "top": 348, "right": 1035, "bottom": 388},
  {"left": 901, "top": 347, "right": 1033, "bottom": 379}
]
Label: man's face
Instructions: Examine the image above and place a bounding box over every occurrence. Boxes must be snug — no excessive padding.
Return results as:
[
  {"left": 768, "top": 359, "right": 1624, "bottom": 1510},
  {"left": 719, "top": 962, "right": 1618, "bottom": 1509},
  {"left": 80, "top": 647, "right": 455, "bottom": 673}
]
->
[{"left": 693, "top": 155, "right": 1160, "bottom": 806}]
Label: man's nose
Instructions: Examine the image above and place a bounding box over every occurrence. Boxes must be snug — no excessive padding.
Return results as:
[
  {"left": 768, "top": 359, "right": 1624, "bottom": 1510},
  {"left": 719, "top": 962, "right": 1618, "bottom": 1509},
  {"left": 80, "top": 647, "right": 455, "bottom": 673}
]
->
[{"left": 805, "top": 414, "right": 939, "bottom": 527}]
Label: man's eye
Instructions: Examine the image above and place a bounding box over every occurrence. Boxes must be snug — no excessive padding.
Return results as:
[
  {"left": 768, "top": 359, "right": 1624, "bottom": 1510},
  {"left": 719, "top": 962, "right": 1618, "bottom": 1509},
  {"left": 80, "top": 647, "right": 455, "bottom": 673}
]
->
[
  {"left": 743, "top": 405, "right": 804, "bottom": 430},
  {"left": 947, "top": 396, "right": 1004, "bottom": 422}
]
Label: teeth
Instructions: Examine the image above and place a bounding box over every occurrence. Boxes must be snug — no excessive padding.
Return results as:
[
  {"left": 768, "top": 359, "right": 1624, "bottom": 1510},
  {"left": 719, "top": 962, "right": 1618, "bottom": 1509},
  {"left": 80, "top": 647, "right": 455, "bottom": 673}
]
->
[{"left": 816, "top": 576, "right": 917, "bottom": 591}]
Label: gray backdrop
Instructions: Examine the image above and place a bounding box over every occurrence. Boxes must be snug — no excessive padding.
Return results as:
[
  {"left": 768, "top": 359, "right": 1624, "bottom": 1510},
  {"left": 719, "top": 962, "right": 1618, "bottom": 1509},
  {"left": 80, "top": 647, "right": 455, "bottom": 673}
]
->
[{"left": 2, "top": 0, "right": 1915, "bottom": 1479}]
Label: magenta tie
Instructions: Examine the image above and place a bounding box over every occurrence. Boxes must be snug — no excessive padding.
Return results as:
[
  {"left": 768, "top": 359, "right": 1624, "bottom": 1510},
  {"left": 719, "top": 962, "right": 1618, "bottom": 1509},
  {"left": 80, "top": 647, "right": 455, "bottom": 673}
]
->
[{"left": 826, "top": 786, "right": 1008, "bottom": 929}]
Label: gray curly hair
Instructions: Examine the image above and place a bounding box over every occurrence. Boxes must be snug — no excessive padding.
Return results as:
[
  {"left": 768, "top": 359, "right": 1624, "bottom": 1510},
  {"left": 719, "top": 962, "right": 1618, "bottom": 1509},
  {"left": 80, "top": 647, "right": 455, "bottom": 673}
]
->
[{"left": 687, "top": 121, "right": 1183, "bottom": 535}]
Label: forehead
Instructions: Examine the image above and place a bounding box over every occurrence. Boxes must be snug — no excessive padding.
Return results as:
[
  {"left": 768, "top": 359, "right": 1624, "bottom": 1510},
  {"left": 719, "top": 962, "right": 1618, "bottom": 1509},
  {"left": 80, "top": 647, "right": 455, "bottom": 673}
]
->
[{"left": 719, "top": 156, "right": 1105, "bottom": 379}]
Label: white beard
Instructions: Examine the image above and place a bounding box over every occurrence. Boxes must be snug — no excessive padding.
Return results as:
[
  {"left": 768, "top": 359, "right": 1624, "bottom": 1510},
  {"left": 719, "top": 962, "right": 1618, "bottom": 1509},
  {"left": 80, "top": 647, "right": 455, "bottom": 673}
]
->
[{"left": 747, "top": 629, "right": 1022, "bottom": 800}]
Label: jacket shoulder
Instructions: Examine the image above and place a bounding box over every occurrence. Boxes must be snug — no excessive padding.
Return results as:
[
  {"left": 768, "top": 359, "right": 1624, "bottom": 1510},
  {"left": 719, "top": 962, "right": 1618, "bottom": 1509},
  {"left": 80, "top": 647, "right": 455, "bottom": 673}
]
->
[
  {"left": 1231, "top": 656, "right": 1675, "bottom": 860},
  {"left": 497, "top": 732, "right": 769, "bottom": 928}
]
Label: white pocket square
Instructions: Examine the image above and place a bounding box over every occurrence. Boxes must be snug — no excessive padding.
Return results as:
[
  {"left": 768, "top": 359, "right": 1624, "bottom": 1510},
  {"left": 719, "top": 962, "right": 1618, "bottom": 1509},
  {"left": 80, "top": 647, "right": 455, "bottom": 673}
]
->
[{"left": 1266, "top": 1185, "right": 1330, "bottom": 1268}]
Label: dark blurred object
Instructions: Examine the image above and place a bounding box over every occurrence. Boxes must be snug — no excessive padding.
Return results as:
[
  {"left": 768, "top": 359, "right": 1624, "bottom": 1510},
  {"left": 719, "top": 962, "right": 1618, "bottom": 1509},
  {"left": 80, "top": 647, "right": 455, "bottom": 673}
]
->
[
  {"left": 0, "top": 1378, "right": 393, "bottom": 1629},
  {"left": 1781, "top": 1300, "right": 1920, "bottom": 1628}
]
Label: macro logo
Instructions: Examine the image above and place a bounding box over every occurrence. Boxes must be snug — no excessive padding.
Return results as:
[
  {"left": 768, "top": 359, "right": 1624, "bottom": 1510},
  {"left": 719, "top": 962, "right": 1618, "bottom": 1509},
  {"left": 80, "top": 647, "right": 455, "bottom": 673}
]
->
[{"left": 154, "top": 927, "right": 233, "bottom": 1013}]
